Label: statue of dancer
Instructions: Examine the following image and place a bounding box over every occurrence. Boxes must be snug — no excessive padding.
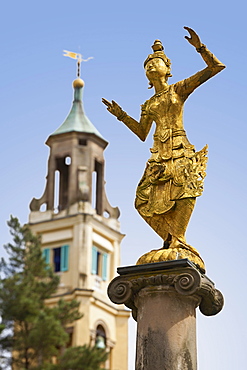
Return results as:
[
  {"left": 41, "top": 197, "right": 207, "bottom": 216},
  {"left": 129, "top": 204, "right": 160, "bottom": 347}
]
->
[{"left": 103, "top": 27, "right": 225, "bottom": 271}]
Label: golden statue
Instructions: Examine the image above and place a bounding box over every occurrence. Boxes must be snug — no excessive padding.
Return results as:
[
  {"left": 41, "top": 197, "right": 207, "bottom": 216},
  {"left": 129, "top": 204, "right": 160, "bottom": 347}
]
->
[{"left": 102, "top": 27, "right": 225, "bottom": 272}]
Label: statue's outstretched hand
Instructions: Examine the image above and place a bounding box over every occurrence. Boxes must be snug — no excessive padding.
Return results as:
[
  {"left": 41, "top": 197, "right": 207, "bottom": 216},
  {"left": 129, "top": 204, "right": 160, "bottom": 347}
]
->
[
  {"left": 184, "top": 26, "right": 202, "bottom": 49},
  {"left": 102, "top": 98, "right": 124, "bottom": 118}
]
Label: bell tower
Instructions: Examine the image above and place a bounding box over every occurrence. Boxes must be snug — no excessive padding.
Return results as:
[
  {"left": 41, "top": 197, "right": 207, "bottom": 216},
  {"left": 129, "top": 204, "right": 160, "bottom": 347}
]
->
[
  {"left": 30, "top": 77, "right": 119, "bottom": 218},
  {"left": 29, "top": 74, "right": 129, "bottom": 370}
]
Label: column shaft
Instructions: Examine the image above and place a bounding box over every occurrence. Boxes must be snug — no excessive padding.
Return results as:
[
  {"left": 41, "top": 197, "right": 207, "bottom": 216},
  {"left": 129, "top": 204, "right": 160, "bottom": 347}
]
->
[{"left": 135, "top": 288, "right": 198, "bottom": 370}]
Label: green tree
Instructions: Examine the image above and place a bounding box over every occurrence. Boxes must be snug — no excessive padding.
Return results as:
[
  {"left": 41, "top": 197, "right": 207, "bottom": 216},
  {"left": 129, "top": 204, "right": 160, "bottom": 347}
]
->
[
  {"left": 0, "top": 216, "right": 82, "bottom": 369},
  {"left": 55, "top": 345, "right": 108, "bottom": 370}
]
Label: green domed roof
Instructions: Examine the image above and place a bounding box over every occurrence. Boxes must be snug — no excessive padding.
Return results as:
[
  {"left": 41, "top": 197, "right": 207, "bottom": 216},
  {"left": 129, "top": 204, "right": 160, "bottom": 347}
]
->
[{"left": 51, "top": 79, "right": 104, "bottom": 139}]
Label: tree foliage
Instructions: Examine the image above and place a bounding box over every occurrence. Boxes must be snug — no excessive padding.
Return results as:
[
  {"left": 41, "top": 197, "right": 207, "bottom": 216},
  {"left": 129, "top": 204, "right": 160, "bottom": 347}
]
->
[
  {"left": 55, "top": 345, "right": 108, "bottom": 370},
  {"left": 0, "top": 217, "right": 100, "bottom": 369}
]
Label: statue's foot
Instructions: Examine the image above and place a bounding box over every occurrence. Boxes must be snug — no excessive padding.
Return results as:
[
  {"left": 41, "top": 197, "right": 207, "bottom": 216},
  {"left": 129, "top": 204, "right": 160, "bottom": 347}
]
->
[
  {"left": 169, "top": 237, "right": 186, "bottom": 249},
  {"left": 136, "top": 240, "right": 205, "bottom": 274},
  {"left": 169, "top": 237, "right": 200, "bottom": 257}
]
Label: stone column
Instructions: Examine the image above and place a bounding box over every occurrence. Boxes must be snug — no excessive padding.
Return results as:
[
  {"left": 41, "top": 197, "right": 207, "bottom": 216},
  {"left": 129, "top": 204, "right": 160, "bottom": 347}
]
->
[{"left": 108, "top": 259, "right": 223, "bottom": 370}]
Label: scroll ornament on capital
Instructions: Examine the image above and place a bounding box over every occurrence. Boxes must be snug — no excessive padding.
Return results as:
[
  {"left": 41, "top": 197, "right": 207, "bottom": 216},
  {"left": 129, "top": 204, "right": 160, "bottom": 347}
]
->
[{"left": 108, "top": 267, "right": 224, "bottom": 320}]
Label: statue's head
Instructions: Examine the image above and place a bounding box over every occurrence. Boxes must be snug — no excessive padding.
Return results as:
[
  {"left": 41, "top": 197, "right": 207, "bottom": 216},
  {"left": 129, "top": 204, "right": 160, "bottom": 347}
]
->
[{"left": 144, "top": 40, "right": 172, "bottom": 88}]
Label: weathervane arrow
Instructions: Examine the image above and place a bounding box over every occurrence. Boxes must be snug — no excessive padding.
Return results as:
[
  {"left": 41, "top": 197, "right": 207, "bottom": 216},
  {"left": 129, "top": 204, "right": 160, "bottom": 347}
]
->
[{"left": 63, "top": 50, "right": 93, "bottom": 77}]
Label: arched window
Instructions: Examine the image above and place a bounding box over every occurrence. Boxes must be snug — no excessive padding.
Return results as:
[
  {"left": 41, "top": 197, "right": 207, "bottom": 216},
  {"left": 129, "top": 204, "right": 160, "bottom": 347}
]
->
[
  {"left": 54, "top": 155, "right": 71, "bottom": 212},
  {"left": 95, "top": 324, "right": 106, "bottom": 349},
  {"left": 92, "top": 160, "right": 103, "bottom": 215}
]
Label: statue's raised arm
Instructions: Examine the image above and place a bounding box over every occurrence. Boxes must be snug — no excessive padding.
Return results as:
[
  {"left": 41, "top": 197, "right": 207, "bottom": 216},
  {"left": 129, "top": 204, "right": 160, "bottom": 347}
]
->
[
  {"left": 102, "top": 27, "right": 225, "bottom": 273},
  {"left": 176, "top": 27, "right": 226, "bottom": 99}
]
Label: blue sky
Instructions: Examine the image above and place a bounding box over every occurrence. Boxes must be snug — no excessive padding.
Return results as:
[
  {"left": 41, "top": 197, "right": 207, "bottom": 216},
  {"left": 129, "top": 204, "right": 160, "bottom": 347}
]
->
[{"left": 1, "top": 1, "right": 247, "bottom": 368}]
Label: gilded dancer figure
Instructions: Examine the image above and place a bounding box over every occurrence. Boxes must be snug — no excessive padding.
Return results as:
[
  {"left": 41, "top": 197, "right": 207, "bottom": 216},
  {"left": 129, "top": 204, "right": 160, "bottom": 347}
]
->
[{"left": 102, "top": 27, "right": 225, "bottom": 272}]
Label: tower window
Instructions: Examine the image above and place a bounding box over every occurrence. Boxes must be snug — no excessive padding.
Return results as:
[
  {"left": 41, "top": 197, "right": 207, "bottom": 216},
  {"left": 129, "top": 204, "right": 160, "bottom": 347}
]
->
[
  {"left": 54, "top": 170, "right": 60, "bottom": 214},
  {"left": 65, "top": 156, "right": 71, "bottom": 165},
  {"left": 79, "top": 138, "right": 87, "bottom": 146},
  {"left": 92, "top": 160, "right": 103, "bottom": 215},
  {"left": 95, "top": 325, "right": 106, "bottom": 349},
  {"left": 54, "top": 157, "right": 70, "bottom": 212},
  {"left": 42, "top": 245, "right": 69, "bottom": 272},
  {"left": 54, "top": 247, "right": 61, "bottom": 272},
  {"left": 91, "top": 246, "right": 108, "bottom": 281}
]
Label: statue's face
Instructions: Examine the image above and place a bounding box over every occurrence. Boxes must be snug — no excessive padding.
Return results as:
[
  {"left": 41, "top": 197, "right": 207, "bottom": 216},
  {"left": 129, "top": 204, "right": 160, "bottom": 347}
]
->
[{"left": 145, "top": 58, "right": 168, "bottom": 81}]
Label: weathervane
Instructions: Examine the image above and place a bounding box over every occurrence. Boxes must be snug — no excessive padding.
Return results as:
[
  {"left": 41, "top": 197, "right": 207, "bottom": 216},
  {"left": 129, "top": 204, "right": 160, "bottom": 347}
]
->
[{"left": 63, "top": 50, "right": 93, "bottom": 78}]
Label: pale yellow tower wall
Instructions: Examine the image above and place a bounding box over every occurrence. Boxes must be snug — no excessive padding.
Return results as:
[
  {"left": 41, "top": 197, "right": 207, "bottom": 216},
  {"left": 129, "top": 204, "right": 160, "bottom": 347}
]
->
[{"left": 29, "top": 206, "right": 130, "bottom": 370}]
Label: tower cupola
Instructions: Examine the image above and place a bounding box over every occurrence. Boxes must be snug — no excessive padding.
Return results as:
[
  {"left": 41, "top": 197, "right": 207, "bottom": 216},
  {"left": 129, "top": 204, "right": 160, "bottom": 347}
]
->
[
  {"left": 51, "top": 78, "right": 104, "bottom": 140},
  {"left": 29, "top": 77, "right": 119, "bottom": 220}
]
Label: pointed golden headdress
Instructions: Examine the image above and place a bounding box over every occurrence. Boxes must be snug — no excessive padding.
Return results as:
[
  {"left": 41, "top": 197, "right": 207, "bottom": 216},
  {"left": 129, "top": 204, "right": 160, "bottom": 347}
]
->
[{"left": 144, "top": 40, "right": 171, "bottom": 70}]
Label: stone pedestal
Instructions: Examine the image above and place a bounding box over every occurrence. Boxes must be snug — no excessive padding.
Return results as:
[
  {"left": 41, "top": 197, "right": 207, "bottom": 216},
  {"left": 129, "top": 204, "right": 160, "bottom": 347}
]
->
[{"left": 108, "top": 259, "right": 223, "bottom": 370}]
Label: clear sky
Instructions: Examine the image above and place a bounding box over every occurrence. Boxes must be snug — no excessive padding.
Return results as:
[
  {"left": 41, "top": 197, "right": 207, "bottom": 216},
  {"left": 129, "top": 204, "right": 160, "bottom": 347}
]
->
[{"left": 1, "top": 1, "right": 246, "bottom": 369}]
